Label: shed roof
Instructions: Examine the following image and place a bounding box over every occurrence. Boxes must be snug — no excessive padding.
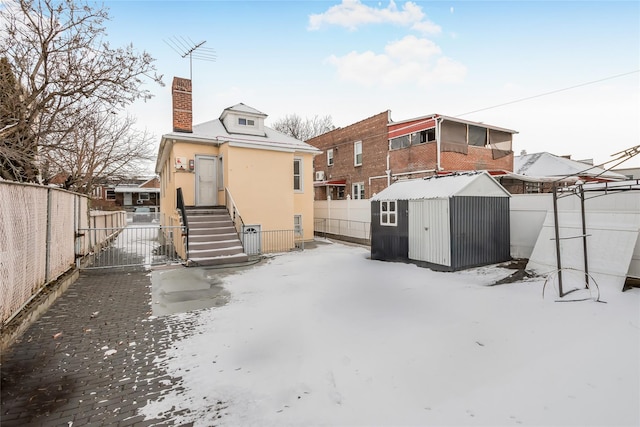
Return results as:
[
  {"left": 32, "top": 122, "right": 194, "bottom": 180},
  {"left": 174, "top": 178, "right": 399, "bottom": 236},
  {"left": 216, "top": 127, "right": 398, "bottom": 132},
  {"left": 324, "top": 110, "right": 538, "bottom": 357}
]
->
[{"left": 371, "top": 171, "right": 510, "bottom": 201}]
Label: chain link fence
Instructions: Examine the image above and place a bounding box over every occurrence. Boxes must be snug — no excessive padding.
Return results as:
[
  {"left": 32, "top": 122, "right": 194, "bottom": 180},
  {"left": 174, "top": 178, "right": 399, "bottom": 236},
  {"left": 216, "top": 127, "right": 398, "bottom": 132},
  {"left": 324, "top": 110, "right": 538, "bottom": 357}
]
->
[{"left": 0, "top": 182, "right": 123, "bottom": 325}]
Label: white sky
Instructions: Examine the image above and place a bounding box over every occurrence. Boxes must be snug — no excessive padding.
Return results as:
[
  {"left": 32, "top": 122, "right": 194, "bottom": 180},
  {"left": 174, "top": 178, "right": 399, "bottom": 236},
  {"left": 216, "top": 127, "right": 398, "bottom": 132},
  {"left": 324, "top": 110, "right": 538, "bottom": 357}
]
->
[
  {"left": 102, "top": 1, "right": 640, "bottom": 169},
  {"left": 141, "top": 242, "right": 640, "bottom": 426}
]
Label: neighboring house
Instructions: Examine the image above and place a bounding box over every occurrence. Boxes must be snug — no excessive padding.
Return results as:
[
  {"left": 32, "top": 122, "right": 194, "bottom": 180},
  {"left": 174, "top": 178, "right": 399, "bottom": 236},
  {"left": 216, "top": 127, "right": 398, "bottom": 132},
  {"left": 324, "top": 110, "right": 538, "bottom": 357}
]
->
[
  {"left": 495, "top": 152, "right": 627, "bottom": 194},
  {"left": 155, "top": 77, "right": 320, "bottom": 265},
  {"left": 612, "top": 166, "right": 640, "bottom": 180},
  {"left": 92, "top": 176, "right": 160, "bottom": 210},
  {"left": 308, "top": 111, "right": 517, "bottom": 200}
]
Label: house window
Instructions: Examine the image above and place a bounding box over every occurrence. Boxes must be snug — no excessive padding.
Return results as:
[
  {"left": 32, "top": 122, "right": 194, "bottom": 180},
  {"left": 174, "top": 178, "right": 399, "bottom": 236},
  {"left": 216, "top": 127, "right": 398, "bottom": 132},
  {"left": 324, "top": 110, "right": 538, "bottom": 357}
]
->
[
  {"left": 354, "top": 141, "right": 362, "bottom": 166},
  {"left": 106, "top": 189, "right": 115, "bottom": 200},
  {"left": 352, "top": 182, "right": 365, "bottom": 200},
  {"left": 327, "top": 149, "right": 334, "bottom": 166},
  {"left": 420, "top": 128, "right": 436, "bottom": 143},
  {"left": 139, "top": 192, "right": 150, "bottom": 201},
  {"left": 337, "top": 186, "right": 345, "bottom": 200},
  {"left": 238, "top": 118, "right": 255, "bottom": 126},
  {"left": 294, "top": 158, "right": 302, "bottom": 191},
  {"left": 468, "top": 125, "right": 487, "bottom": 147},
  {"left": 294, "top": 215, "right": 303, "bottom": 237},
  {"left": 525, "top": 182, "right": 542, "bottom": 194},
  {"left": 380, "top": 201, "right": 397, "bottom": 226},
  {"left": 390, "top": 135, "right": 410, "bottom": 150}
]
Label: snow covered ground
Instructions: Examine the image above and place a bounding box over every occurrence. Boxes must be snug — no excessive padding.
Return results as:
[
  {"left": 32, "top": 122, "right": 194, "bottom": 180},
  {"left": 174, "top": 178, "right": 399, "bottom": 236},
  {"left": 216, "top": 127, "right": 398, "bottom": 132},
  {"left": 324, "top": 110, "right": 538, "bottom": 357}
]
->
[{"left": 143, "top": 241, "right": 640, "bottom": 426}]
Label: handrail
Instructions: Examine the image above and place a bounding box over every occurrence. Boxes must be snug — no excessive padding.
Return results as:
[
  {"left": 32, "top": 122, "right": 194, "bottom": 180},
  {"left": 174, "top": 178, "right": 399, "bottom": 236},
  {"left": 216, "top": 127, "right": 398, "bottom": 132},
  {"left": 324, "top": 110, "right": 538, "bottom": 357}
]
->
[
  {"left": 224, "top": 187, "right": 245, "bottom": 235},
  {"left": 176, "top": 187, "right": 189, "bottom": 251}
]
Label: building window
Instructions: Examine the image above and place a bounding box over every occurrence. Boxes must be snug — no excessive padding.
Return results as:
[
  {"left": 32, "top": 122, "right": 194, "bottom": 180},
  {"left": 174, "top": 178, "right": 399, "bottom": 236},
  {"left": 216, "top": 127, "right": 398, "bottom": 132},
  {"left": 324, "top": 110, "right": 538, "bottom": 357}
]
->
[
  {"left": 380, "top": 201, "right": 397, "bottom": 226},
  {"left": 352, "top": 182, "right": 365, "bottom": 200},
  {"left": 390, "top": 128, "right": 436, "bottom": 150},
  {"left": 354, "top": 141, "right": 362, "bottom": 166},
  {"left": 139, "top": 192, "right": 150, "bottom": 201},
  {"left": 294, "top": 158, "right": 302, "bottom": 191},
  {"left": 238, "top": 118, "right": 255, "bottom": 126},
  {"left": 420, "top": 128, "right": 436, "bottom": 143},
  {"left": 525, "top": 182, "right": 542, "bottom": 194},
  {"left": 390, "top": 135, "right": 410, "bottom": 150},
  {"left": 337, "top": 187, "right": 345, "bottom": 200},
  {"left": 294, "top": 215, "right": 302, "bottom": 236},
  {"left": 106, "top": 189, "right": 115, "bottom": 200},
  {"left": 327, "top": 149, "right": 334, "bottom": 166},
  {"left": 468, "top": 125, "right": 487, "bottom": 147}
]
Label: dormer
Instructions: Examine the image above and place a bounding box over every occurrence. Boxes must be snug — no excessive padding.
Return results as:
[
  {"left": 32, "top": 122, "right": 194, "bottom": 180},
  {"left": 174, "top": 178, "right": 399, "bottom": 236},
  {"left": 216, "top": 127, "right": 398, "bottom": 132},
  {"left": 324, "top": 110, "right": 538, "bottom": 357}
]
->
[{"left": 220, "top": 103, "right": 268, "bottom": 137}]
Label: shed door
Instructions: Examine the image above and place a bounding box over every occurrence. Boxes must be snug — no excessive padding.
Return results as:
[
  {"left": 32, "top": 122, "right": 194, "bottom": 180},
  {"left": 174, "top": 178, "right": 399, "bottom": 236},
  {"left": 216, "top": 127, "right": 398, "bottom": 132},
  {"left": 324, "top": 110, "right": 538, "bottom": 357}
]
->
[
  {"left": 196, "top": 156, "right": 217, "bottom": 206},
  {"left": 408, "top": 199, "right": 451, "bottom": 267}
]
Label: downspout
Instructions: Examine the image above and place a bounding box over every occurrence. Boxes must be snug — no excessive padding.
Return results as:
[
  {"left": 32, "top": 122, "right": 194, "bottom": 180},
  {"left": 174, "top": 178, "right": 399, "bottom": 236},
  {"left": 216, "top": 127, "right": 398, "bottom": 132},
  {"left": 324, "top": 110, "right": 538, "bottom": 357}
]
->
[
  {"left": 435, "top": 117, "right": 442, "bottom": 171},
  {"left": 386, "top": 153, "right": 391, "bottom": 187}
]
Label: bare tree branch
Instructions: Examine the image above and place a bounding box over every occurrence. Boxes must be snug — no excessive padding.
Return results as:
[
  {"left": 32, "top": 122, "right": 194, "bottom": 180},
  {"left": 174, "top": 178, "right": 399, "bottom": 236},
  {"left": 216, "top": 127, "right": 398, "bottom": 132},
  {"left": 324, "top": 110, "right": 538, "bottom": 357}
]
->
[
  {"left": 272, "top": 113, "right": 335, "bottom": 141},
  {"left": 0, "top": 0, "right": 163, "bottom": 183}
]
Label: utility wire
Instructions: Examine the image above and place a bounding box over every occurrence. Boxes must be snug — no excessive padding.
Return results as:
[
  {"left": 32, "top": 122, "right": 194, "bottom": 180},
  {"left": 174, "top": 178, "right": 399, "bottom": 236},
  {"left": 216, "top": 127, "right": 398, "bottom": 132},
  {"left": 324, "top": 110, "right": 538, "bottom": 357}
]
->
[{"left": 456, "top": 69, "right": 640, "bottom": 117}]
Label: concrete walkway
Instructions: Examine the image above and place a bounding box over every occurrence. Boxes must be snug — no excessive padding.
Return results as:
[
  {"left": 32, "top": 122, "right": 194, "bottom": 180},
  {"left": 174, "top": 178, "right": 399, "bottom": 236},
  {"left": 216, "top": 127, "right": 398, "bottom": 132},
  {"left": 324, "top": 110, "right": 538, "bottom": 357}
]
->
[{"left": 1, "top": 269, "right": 196, "bottom": 427}]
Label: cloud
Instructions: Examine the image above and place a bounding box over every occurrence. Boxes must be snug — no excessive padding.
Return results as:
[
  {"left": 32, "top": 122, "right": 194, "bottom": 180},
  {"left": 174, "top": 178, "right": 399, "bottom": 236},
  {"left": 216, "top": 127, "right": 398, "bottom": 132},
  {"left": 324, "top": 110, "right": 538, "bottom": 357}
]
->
[
  {"left": 326, "top": 35, "right": 466, "bottom": 87},
  {"left": 308, "top": 0, "right": 441, "bottom": 34}
]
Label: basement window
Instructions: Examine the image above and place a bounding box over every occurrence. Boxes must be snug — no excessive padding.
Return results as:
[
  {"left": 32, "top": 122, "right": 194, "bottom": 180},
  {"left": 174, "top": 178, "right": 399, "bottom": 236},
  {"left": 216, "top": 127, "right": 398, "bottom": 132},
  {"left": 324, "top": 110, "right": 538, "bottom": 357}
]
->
[{"left": 380, "top": 201, "right": 397, "bottom": 226}]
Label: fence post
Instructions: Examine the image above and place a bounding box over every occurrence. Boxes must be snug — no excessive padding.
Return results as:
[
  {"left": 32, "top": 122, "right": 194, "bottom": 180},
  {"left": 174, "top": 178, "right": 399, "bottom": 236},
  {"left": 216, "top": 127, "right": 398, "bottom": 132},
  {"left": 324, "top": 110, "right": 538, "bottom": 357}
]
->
[{"left": 45, "top": 187, "right": 53, "bottom": 283}]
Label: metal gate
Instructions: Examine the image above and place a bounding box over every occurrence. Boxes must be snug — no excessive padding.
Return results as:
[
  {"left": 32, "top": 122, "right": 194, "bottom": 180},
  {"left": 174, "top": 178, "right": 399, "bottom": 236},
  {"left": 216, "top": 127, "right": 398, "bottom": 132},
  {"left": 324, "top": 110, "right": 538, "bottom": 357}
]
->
[{"left": 77, "top": 224, "right": 184, "bottom": 269}]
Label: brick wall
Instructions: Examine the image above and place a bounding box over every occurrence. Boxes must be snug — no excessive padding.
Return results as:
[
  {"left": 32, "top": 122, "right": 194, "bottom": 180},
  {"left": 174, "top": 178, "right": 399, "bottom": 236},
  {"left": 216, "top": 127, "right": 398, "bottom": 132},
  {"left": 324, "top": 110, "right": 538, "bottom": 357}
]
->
[
  {"left": 310, "top": 111, "right": 515, "bottom": 199},
  {"left": 441, "top": 146, "right": 513, "bottom": 172},
  {"left": 389, "top": 142, "right": 438, "bottom": 174},
  {"left": 172, "top": 77, "right": 192, "bottom": 133},
  {"left": 309, "top": 111, "right": 390, "bottom": 200}
]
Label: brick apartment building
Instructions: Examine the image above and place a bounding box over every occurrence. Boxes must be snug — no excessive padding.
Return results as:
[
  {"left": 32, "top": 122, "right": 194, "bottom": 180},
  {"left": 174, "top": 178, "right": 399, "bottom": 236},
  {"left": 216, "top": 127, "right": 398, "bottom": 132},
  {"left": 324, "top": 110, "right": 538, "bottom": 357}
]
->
[{"left": 308, "top": 111, "right": 517, "bottom": 200}]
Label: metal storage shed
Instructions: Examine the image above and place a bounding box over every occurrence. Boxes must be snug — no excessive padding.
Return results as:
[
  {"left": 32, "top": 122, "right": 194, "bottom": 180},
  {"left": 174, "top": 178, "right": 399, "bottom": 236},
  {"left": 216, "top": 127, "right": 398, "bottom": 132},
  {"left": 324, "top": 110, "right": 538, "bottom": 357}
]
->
[{"left": 371, "top": 171, "right": 511, "bottom": 271}]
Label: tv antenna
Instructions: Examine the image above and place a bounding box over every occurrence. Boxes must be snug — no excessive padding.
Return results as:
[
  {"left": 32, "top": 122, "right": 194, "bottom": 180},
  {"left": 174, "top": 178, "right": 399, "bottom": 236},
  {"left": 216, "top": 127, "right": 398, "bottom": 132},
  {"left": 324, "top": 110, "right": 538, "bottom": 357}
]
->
[{"left": 164, "top": 37, "right": 217, "bottom": 80}]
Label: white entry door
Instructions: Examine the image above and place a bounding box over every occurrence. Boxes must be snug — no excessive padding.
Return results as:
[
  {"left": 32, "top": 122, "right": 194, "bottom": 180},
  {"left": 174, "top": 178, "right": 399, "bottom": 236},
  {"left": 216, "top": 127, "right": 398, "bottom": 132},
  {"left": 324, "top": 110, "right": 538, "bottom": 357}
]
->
[
  {"left": 124, "top": 193, "right": 132, "bottom": 206},
  {"left": 196, "top": 156, "right": 217, "bottom": 206}
]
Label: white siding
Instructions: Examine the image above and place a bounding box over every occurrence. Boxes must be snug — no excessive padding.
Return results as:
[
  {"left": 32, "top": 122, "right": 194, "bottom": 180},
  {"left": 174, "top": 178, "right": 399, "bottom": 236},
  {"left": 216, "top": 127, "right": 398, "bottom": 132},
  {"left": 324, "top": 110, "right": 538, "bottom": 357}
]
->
[{"left": 408, "top": 199, "right": 451, "bottom": 266}]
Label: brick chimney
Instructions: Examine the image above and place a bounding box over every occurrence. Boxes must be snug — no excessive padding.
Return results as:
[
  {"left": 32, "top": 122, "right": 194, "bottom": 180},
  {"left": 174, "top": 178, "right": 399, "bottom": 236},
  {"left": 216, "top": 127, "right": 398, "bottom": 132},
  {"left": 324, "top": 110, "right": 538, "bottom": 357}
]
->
[{"left": 172, "top": 77, "right": 192, "bottom": 133}]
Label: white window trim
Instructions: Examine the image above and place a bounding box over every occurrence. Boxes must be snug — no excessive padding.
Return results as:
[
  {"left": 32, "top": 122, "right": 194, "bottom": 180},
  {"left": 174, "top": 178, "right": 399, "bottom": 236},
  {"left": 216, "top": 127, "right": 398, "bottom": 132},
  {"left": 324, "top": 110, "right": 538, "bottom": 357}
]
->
[
  {"left": 327, "top": 148, "right": 334, "bottom": 166},
  {"left": 352, "top": 182, "right": 364, "bottom": 200},
  {"left": 380, "top": 200, "right": 397, "bottom": 226},
  {"left": 138, "top": 192, "right": 150, "bottom": 201},
  {"left": 238, "top": 117, "right": 255, "bottom": 126},
  {"left": 294, "top": 157, "right": 303, "bottom": 192},
  {"left": 354, "top": 141, "right": 362, "bottom": 166}
]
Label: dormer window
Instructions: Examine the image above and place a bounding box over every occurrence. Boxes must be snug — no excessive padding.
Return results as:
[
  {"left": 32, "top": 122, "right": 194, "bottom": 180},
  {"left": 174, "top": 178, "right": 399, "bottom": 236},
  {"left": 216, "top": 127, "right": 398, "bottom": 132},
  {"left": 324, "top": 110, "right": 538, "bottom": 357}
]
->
[{"left": 238, "top": 118, "right": 255, "bottom": 126}]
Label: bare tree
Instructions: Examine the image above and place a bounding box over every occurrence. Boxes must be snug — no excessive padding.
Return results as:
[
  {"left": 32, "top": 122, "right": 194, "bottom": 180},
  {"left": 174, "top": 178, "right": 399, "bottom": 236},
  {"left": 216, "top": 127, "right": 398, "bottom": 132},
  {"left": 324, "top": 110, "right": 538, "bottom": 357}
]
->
[
  {"left": 272, "top": 114, "right": 335, "bottom": 141},
  {"left": 42, "top": 109, "right": 155, "bottom": 194},
  {"left": 0, "top": 0, "right": 163, "bottom": 183},
  {"left": 0, "top": 56, "right": 38, "bottom": 181}
]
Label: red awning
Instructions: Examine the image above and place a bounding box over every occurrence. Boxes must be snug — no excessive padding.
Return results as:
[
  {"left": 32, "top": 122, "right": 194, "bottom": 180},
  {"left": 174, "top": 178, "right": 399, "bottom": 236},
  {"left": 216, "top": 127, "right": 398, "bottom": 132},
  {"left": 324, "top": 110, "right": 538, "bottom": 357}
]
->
[{"left": 313, "top": 179, "right": 347, "bottom": 187}]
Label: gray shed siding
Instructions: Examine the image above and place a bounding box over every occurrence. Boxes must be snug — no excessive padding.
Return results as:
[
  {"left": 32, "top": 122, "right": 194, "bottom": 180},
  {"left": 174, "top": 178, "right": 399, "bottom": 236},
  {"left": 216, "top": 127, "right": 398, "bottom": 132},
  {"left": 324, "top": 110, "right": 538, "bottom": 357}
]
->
[
  {"left": 371, "top": 200, "right": 409, "bottom": 261},
  {"left": 449, "top": 196, "right": 511, "bottom": 270}
]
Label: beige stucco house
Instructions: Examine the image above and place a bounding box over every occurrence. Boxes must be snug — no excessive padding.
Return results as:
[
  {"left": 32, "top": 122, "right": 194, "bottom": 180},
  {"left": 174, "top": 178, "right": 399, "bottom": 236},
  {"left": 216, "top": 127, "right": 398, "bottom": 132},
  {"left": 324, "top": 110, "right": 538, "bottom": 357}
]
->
[{"left": 155, "top": 77, "right": 320, "bottom": 265}]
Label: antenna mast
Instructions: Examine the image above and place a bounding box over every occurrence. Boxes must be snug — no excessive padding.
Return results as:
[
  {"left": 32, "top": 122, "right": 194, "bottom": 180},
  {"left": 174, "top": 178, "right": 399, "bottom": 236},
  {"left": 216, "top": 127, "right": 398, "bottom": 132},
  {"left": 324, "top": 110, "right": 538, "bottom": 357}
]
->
[{"left": 164, "top": 37, "right": 217, "bottom": 80}]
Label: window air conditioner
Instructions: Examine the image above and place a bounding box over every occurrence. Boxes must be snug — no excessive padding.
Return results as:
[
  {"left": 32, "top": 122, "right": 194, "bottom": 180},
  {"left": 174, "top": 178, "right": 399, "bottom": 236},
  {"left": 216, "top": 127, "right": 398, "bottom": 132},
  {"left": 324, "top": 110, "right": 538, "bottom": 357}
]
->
[
  {"left": 137, "top": 199, "right": 143, "bottom": 204},
  {"left": 315, "top": 171, "right": 325, "bottom": 181}
]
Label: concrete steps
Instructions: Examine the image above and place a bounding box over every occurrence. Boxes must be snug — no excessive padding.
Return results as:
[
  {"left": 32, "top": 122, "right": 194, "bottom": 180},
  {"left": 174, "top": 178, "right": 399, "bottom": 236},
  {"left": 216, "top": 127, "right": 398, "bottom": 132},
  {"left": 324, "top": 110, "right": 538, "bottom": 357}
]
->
[{"left": 185, "top": 206, "right": 249, "bottom": 266}]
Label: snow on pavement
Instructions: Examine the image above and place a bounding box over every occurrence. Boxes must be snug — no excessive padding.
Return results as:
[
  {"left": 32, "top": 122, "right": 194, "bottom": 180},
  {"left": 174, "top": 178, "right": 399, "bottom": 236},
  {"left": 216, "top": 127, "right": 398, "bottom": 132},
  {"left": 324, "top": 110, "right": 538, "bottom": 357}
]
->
[{"left": 142, "top": 241, "right": 640, "bottom": 426}]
